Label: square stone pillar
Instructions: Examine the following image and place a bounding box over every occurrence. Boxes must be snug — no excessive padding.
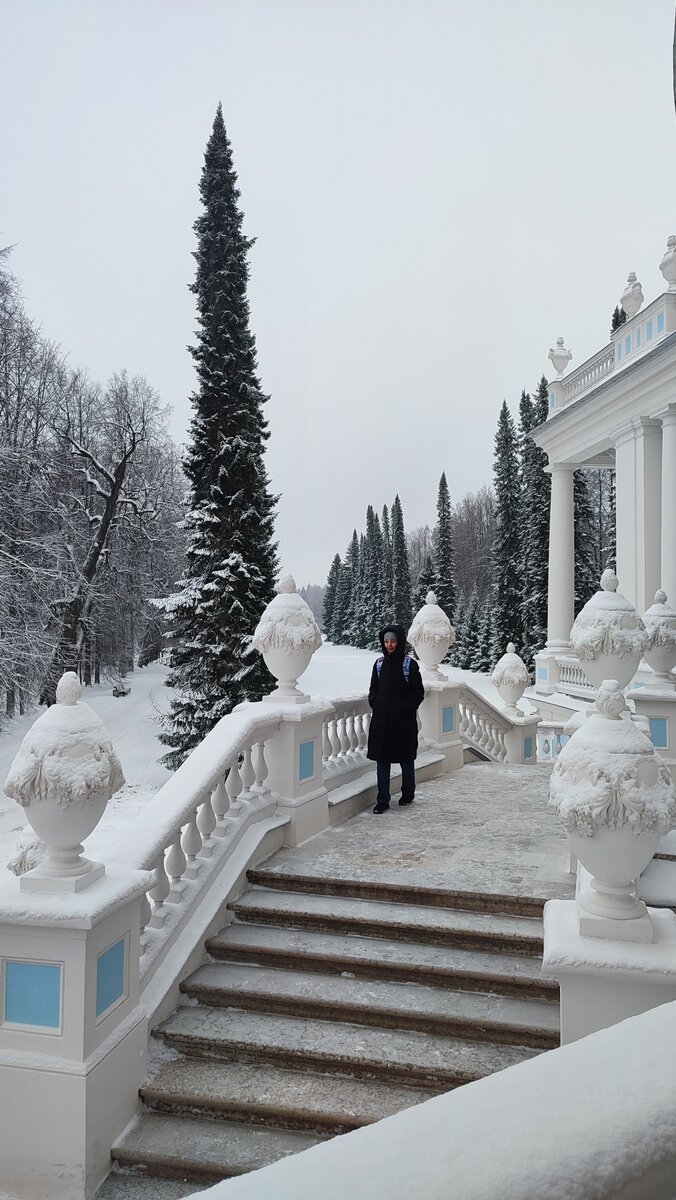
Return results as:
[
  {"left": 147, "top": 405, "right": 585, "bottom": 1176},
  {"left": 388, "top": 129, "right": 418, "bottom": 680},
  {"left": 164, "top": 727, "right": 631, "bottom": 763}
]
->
[
  {"left": 627, "top": 686, "right": 676, "bottom": 765},
  {"left": 614, "top": 418, "right": 662, "bottom": 612},
  {"left": 542, "top": 898, "right": 676, "bottom": 1044},
  {"left": 502, "top": 715, "right": 540, "bottom": 765},
  {"left": 0, "top": 866, "right": 151, "bottom": 1200},
  {"left": 264, "top": 698, "right": 334, "bottom": 846},
  {"left": 418, "top": 681, "right": 463, "bottom": 771}
]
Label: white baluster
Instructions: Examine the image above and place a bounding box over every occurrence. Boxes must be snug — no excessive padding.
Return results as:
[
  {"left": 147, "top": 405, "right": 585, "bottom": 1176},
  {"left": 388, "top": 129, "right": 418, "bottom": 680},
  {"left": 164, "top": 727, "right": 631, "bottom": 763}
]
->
[
  {"left": 322, "top": 720, "right": 331, "bottom": 765},
  {"left": 357, "top": 710, "right": 367, "bottom": 753},
  {"left": 338, "top": 714, "right": 350, "bottom": 760},
  {"left": 197, "top": 791, "right": 217, "bottom": 857},
  {"left": 329, "top": 719, "right": 341, "bottom": 766},
  {"left": 182, "top": 808, "right": 203, "bottom": 880},
  {"left": 253, "top": 741, "right": 269, "bottom": 795},
  {"left": 148, "top": 848, "right": 170, "bottom": 927},
  {"left": 226, "top": 759, "right": 243, "bottom": 817},
  {"left": 212, "top": 775, "right": 230, "bottom": 832},
  {"left": 139, "top": 890, "right": 153, "bottom": 956},
  {"left": 166, "top": 831, "right": 187, "bottom": 902},
  {"left": 241, "top": 747, "right": 256, "bottom": 801}
]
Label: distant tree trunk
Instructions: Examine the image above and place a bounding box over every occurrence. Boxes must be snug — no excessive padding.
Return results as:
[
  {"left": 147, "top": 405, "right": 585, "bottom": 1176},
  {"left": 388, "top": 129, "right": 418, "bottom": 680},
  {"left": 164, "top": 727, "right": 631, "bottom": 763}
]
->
[
  {"left": 82, "top": 627, "right": 92, "bottom": 686},
  {"left": 6, "top": 685, "right": 15, "bottom": 718}
]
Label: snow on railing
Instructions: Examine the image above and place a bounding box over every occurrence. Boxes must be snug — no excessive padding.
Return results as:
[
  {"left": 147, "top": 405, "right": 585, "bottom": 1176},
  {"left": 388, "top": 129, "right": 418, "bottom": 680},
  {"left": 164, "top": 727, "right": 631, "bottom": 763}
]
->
[
  {"left": 115, "top": 704, "right": 284, "bottom": 985},
  {"left": 458, "top": 687, "right": 509, "bottom": 762},
  {"left": 559, "top": 342, "right": 615, "bottom": 407},
  {"left": 322, "top": 693, "right": 370, "bottom": 784}
]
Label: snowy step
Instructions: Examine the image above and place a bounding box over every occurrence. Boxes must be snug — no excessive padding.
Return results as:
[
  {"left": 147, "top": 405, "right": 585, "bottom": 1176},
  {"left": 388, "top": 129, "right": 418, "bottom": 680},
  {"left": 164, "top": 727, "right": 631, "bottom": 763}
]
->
[
  {"left": 111, "top": 1112, "right": 323, "bottom": 1184},
  {"left": 141, "top": 1058, "right": 431, "bottom": 1134},
  {"left": 246, "top": 867, "right": 547, "bottom": 917},
  {"left": 229, "top": 888, "right": 544, "bottom": 955},
  {"left": 94, "top": 1173, "right": 211, "bottom": 1199},
  {"left": 207, "top": 922, "right": 555, "bottom": 999},
  {"left": 180, "top": 963, "right": 559, "bottom": 1049},
  {"left": 157, "top": 1005, "right": 542, "bottom": 1089}
]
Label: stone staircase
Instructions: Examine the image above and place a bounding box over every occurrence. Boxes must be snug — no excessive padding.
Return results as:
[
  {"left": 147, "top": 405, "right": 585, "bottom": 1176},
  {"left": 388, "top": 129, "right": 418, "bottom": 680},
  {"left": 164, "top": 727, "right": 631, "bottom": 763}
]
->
[{"left": 102, "top": 867, "right": 560, "bottom": 1196}]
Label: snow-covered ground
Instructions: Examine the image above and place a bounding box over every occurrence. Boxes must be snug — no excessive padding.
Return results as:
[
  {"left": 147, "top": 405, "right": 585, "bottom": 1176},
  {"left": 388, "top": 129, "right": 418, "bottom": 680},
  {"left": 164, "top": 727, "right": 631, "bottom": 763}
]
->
[{"left": 0, "top": 643, "right": 523, "bottom": 872}]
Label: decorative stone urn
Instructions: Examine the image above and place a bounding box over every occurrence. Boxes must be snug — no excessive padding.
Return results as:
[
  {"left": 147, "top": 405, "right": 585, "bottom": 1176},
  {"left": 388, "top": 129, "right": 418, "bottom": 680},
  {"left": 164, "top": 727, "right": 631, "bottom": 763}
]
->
[
  {"left": 569, "top": 569, "right": 648, "bottom": 690},
  {"left": 407, "top": 591, "right": 455, "bottom": 680},
  {"left": 3, "top": 672, "right": 125, "bottom": 891},
  {"left": 619, "top": 271, "right": 644, "bottom": 318},
  {"left": 548, "top": 337, "right": 572, "bottom": 379},
  {"left": 659, "top": 234, "right": 676, "bottom": 293},
  {"left": 643, "top": 590, "right": 676, "bottom": 689},
  {"left": 491, "top": 643, "right": 530, "bottom": 716},
  {"left": 252, "top": 574, "right": 323, "bottom": 703},
  {"left": 550, "top": 680, "right": 676, "bottom": 931}
]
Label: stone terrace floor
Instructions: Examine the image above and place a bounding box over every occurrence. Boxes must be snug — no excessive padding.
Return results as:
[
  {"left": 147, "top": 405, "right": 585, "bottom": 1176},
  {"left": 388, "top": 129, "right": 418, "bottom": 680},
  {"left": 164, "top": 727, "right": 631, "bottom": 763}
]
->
[{"left": 270, "top": 763, "right": 575, "bottom": 901}]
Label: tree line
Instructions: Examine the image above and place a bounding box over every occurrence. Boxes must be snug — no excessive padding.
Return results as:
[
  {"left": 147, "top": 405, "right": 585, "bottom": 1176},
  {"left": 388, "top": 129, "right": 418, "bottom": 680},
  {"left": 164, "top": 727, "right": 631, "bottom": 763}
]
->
[
  {"left": 323, "top": 375, "right": 615, "bottom": 673},
  {"left": 0, "top": 248, "right": 186, "bottom": 714}
]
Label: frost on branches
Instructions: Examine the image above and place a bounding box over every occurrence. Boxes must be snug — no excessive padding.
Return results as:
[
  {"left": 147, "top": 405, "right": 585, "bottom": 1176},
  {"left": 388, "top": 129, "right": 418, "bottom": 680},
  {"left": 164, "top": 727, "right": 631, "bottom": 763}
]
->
[{"left": 160, "top": 106, "right": 277, "bottom": 767}]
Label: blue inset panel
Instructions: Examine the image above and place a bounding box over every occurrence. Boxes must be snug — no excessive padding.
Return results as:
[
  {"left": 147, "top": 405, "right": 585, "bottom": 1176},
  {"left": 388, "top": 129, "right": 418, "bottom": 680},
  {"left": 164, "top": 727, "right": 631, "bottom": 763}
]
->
[
  {"left": 523, "top": 736, "right": 534, "bottom": 761},
  {"left": 442, "top": 705, "right": 454, "bottom": 734},
  {"left": 299, "top": 739, "right": 315, "bottom": 781},
  {"left": 657, "top": 311, "right": 665, "bottom": 334},
  {"left": 5, "top": 961, "right": 62, "bottom": 1029},
  {"left": 636, "top": 328, "right": 641, "bottom": 348},
  {"left": 537, "top": 667, "right": 548, "bottom": 681},
  {"left": 96, "top": 937, "right": 126, "bottom": 1019},
  {"left": 649, "top": 718, "right": 669, "bottom": 751},
  {"left": 625, "top": 336, "right": 631, "bottom": 355},
  {"left": 647, "top": 319, "right": 653, "bottom": 340}
]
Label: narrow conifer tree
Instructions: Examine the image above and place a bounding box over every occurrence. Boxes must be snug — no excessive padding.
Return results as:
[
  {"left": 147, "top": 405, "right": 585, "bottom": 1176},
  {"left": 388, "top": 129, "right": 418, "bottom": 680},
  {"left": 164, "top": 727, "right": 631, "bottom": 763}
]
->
[
  {"left": 433, "top": 472, "right": 456, "bottom": 621},
  {"left": 391, "top": 495, "right": 413, "bottom": 629},
  {"left": 518, "top": 378, "right": 551, "bottom": 667},
  {"left": 604, "top": 470, "right": 616, "bottom": 569},
  {"left": 332, "top": 532, "right": 358, "bottom": 644},
  {"left": 162, "top": 105, "right": 277, "bottom": 766},
  {"left": 456, "top": 587, "right": 480, "bottom": 669},
  {"left": 323, "top": 554, "right": 341, "bottom": 640},
  {"left": 491, "top": 401, "right": 523, "bottom": 658},
  {"left": 574, "top": 470, "right": 598, "bottom": 611},
  {"left": 414, "top": 553, "right": 436, "bottom": 609},
  {"left": 610, "top": 305, "right": 627, "bottom": 336},
  {"left": 381, "top": 504, "right": 394, "bottom": 616}
]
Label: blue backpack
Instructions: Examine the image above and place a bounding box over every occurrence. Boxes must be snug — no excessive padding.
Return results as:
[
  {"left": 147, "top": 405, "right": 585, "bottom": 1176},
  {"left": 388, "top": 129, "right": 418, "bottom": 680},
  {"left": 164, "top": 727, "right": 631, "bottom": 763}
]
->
[{"left": 376, "top": 654, "right": 412, "bottom": 683}]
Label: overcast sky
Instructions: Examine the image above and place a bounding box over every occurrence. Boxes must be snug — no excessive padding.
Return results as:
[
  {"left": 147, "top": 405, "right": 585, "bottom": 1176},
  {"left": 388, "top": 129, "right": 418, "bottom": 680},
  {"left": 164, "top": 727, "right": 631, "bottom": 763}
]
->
[{"left": 2, "top": 0, "right": 676, "bottom": 584}]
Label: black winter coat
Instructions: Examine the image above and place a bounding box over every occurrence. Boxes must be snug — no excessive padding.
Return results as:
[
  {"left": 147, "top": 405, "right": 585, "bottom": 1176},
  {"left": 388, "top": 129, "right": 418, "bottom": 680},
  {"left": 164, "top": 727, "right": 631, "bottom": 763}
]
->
[{"left": 366, "top": 625, "right": 425, "bottom": 763}]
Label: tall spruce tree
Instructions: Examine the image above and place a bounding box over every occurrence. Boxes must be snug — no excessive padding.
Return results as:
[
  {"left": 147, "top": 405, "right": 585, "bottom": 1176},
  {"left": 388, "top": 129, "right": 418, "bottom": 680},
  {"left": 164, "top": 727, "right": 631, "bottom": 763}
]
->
[
  {"left": 332, "top": 531, "right": 358, "bottom": 644},
  {"left": 604, "top": 470, "right": 616, "bottom": 569},
  {"left": 391, "top": 495, "right": 413, "bottom": 629},
  {"left": 454, "top": 586, "right": 479, "bottom": 669},
  {"left": 433, "top": 472, "right": 456, "bottom": 621},
  {"left": 518, "top": 378, "right": 550, "bottom": 667},
  {"left": 162, "top": 105, "right": 277, "bottom": 766},
  {"left": 381, "top": 504, "right": 394, "bottom": 616},
  {"left": 491, "top": 401, "right": 523, "bottom": 658},
  {"left": 323, "top": 553, "right": 341, "bottom": 640},
  {"left": 415, "top": 553, "right": 436, "bottom": 609},
  {"left": 574, "top": 470, "right": 598, "bottom": 612},
  {"left": 610, "top": 305, "right": 627, "bottom": 336}
]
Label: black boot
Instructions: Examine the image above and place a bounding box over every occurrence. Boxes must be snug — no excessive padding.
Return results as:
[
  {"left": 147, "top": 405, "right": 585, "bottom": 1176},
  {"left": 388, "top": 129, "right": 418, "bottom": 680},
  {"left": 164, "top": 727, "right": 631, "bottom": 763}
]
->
[
  {"left": 398, "top": 795, "right": 414, "bottom": 806},
  {"left": 373, "top": 800, "right": 390, "bottom": 814}
]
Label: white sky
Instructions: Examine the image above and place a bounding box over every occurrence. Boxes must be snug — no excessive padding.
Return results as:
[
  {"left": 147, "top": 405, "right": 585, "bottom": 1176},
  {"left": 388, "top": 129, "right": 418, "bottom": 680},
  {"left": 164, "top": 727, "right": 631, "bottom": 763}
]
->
[{"left": 2, "top": 0, "right": 676, "bottom": 584}]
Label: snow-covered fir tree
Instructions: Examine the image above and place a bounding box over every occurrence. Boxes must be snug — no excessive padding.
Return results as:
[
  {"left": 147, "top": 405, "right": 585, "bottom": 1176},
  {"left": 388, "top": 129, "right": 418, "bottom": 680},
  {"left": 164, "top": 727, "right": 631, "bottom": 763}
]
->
[
  {"left": 348, "top": 532, "right": 369, "bottom": 648},
  {"left": 332, "top": 531, "right": 358, "bottom": 644},
  {"left": 391, "top": 494, "right": 413, "bottom": 629},
  {"left": 574, "top": 470, "right": 598, "bottom": 612},
  {"left": 491, "top": 401, "right": 523, "bottom": 658},
  {"left": 471, "top": 604, "right": 494, "bottom": 673},
  {"left": 518, "top": 379, "right": 550, "bottom": 668},
  {"left": 610, "top": 305, "right": 627, "bottom": 336},
  {"left": 323, "top": 553, "right": 341, "bottom": 639},
  {"left": 161, "top": 105, "right": 277, "bottom": 766},
  {"left": 605, "top": 471, "right": 616, "bottom": 569},
  {"left": 454, "top": 587, "right": 480, "bottom": 669},
  {"left": 414, "top": 553, "right": 436, "bottom": 610},
  {"left": 433, "top": 472, "right": 455, "bottom": 621},
  {"left": 381, "top": 504, "right": 394, "bottom": 617}
]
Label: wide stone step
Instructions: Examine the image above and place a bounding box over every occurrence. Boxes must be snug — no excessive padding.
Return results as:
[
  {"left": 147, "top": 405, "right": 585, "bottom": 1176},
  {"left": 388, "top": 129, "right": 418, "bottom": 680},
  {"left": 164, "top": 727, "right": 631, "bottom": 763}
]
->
[
  {"left": 157, "top": 1005, "right": 542, "bottom": 1089},
  {"left": 141, "top": 1058, "right": 432, "bottom": 1134},
  {"left": 95, "top": 1172, "right": 211, "bottom": 1198},
  {"left": 247, "top": 867, "right": 547, "bottom": 917},
  {"left": 112, "top": 1112, "right": 323, "bottom": 1184},
  {"left": 207, "top": 922, "right": 555, "bottom": 999},
  {"left": 230, "top": 888, "right": 544, "bottom": 955},
  {"left": 180, "top": 964, "right": 559, "bottom": 1049}
]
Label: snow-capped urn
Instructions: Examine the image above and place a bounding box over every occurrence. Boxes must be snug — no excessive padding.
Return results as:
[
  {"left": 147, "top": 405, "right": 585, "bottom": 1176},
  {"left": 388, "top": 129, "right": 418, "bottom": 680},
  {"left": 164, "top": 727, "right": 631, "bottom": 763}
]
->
[
  {"left": 548, "top": 336, "right": 572, "bottom": 379},
  {"left": 491, "top": 643, "right": 530, "bottom": 716},
  {"left": 619, "top": 272, "right": 644, "bottom": 319},
  {"left": 252, "top": 574, "right": 323, "bottom": 703},
  {"left": 659, "top": 234, "right": 676, "bottom": 293},
  {"left": 643, "top": 590, "right": 676, "bottom": 689},
  {"left": 407, "top": 591, "right": 455, "bottom": 679},
  {"left": 569, "top": 569, "right": 648, "bottom": 689},
  {"left": 3, "top": 672, "right": 125, "bottom": 891},
  {"left": 550, "top": 680, "right": 676, "bottom": 932}
]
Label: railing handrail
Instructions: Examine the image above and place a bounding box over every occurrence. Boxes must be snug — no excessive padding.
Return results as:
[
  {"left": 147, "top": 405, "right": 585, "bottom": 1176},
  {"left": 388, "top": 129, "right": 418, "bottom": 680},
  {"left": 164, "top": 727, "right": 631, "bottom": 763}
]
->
[
  {"left": 560, "top": 341, "right": 615, "bottom": 405},
  {"left": 118, "top": 703, "right": 284, "bottom": 872}
]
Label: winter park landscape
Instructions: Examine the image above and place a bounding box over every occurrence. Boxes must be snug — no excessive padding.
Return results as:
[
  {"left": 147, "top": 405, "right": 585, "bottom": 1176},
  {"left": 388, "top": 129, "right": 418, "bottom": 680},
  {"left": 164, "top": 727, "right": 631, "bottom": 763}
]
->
[{"left": 3, "top": 2, "right": 676, "bottom": 1199}]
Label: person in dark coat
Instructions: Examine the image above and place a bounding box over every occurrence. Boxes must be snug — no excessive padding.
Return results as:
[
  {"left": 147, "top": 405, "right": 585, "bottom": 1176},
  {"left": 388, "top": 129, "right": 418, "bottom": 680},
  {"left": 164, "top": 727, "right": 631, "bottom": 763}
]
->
[{"left": 367, "top": 623, "right": 425, "bottom": 814}]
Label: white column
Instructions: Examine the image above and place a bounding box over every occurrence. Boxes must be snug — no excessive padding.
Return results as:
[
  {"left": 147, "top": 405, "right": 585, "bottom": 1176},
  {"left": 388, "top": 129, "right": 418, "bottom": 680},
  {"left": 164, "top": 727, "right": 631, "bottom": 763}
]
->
[
  {"left": 614, "top": 419, "right": 662, "bottom": 611},
  {"left": 661, "top": 405, "right": 676, "bottom": 606},
  {"left": 546, "top": 463, "right": 575, "bottom": 650}
]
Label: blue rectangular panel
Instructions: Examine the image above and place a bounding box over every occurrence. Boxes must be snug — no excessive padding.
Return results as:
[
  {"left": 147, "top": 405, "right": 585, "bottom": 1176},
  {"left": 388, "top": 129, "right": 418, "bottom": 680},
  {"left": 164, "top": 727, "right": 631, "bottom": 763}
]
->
[
  {"left": 649, "top": 718, "right": 669, "bottom": 751},
  {"left": 647, "top": 319, "right": 653, "bottom": 340},
  {"left": 658, "top": 311, "right": 665, "bottom": 333},
  {"left": 625, "top": 336, "right": 631, "bottom": 355},
  {"left": 636, "top": 328, "right": 641, "bottom": 347},
  {"left": 523, "top": 736, "right": 534, "bottom": 761},
  {"left": 537, "top": 667, "right": 548, "bottom": 681},
  {"left": 442, "top": 705, "right": 454, "bottom": 734},
  {"left": 299, "top": 739, "right": 315, "bottom": 781},
  {"left": 96, "top": 937, "right": 126, "bottom": 1018},
  {"left": 5, "top": 961, "right": 61, "bottom": 1029}
]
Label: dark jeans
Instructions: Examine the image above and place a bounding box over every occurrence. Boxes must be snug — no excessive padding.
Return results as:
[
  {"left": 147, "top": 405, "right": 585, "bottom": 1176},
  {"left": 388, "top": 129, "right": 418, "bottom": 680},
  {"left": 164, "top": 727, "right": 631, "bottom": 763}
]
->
[{"left": 376, "top": 760, "right": 415, "bottom": 805}]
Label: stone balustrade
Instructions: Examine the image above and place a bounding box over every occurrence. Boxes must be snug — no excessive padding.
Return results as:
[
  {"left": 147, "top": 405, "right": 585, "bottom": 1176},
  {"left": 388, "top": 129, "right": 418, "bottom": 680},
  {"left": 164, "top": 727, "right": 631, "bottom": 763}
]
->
[
  {"left": 557, "top": 342, "right": 615, "bottom": 407},
  {"left": 556, "top": 655, "right": 594, "bottom": 696},
  {"left": 321, "top": 693, "right": 370, "bottom": 782}
]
